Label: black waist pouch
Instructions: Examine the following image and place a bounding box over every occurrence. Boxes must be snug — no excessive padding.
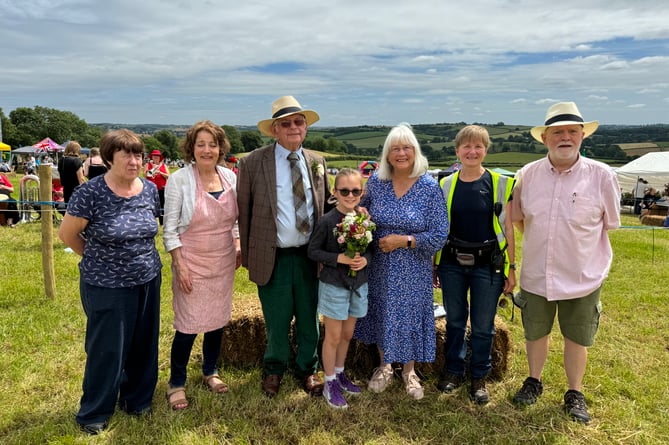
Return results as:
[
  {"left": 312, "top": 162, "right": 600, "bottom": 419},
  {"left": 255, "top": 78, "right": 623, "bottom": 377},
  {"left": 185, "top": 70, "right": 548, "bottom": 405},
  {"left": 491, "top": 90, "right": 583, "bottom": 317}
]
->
[{"left": 445, "top": 237, "right": 497, "bottom": 267}]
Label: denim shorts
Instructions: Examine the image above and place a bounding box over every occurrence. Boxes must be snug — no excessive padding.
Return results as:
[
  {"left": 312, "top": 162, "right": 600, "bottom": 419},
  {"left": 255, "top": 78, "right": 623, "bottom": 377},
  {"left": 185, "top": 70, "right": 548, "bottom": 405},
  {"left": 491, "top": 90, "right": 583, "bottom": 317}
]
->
[
  {"left": 317, "top": 281, "right": 368, "bottom": 321},
  {"left": 515, "top": 287, "right": 602, "bottom": 346}
]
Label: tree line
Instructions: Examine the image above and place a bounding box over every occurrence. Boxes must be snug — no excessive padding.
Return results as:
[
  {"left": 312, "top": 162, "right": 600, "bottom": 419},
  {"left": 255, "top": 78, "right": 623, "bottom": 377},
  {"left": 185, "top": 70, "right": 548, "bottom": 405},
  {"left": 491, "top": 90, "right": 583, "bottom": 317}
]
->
[{"left": 2, "top": 106, "right": 669, "bottom": 163}]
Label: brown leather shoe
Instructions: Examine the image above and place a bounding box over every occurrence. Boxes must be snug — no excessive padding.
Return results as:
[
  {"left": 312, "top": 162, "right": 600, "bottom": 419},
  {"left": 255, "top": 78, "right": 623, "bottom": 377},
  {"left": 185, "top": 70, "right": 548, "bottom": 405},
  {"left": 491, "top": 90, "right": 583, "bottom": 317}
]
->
[
  {"left": 302, "top": 373, "right": 324, "bottom": 397},
  {"left": 261, "top": 374, "right": 282, "bottom": 398}
]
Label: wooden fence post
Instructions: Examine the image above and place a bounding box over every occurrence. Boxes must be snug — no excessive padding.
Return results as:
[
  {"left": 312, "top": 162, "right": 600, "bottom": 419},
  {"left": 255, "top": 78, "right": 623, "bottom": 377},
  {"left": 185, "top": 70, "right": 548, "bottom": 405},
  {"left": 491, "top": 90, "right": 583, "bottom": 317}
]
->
[{"left": 39, "top": 164, "right": 56, "bottom": 299}]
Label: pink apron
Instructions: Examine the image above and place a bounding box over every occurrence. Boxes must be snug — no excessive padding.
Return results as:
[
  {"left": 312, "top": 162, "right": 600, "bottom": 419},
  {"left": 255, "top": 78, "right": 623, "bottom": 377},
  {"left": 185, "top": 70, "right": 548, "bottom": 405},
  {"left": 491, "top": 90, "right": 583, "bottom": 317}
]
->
[{"left": 172, "top": 168, "right": 238, "bottom": 334}]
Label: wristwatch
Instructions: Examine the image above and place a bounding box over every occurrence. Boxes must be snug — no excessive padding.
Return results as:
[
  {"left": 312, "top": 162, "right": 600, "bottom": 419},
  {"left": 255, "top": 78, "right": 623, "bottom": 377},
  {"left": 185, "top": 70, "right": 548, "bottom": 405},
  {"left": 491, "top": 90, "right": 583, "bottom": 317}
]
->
[{"left": 509, "top": 263, "right": 517, "bottom": 270}]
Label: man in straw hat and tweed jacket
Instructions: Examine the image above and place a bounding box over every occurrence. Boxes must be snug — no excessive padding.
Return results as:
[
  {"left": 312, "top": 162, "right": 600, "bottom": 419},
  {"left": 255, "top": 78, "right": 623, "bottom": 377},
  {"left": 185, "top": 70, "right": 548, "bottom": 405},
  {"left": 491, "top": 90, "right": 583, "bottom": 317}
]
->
[
  {"left": 237, "top": 96, "right": 331, "bottom": 398},
  {"left": 508, "top": 102, "right": 620, "bottom": 424}
]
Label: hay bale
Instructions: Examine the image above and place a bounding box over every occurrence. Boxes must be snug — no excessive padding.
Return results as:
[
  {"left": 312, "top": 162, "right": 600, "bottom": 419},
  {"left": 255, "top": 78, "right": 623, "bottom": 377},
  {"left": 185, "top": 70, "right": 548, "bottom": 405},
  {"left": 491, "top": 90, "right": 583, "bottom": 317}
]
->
[
  {"left": 341, "top": 316, "right": 510, "bottom": 381},
  {"left": 220, "top": 299, "right": 267, "bottom": 368},
  {"left": 221, "top": 300, "right": 511, "bottom": 381},
  {"left": 640, "top": 214, "right": 666, "bottom": 227}
]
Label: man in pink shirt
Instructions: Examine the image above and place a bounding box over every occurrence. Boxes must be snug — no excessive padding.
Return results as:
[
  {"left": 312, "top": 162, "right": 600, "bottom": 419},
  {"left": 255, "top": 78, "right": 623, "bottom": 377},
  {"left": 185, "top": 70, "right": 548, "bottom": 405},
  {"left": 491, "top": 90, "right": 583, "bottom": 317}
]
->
[{"left": 508, "top": 102, "right": 620, "bottom": 424}]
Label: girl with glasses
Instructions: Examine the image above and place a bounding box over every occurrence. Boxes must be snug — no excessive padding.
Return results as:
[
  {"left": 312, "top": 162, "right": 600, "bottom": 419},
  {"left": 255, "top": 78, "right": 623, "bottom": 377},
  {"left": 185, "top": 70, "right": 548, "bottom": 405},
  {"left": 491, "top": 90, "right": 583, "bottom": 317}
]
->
[{"left": 307, "top": 168, "right": 372, "bottom": 409}]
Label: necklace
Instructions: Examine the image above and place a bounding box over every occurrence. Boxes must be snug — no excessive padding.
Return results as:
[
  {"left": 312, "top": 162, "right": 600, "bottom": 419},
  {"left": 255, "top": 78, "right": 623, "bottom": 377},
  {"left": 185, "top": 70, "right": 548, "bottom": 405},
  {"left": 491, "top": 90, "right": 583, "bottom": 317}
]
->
[{"left": 199, "top": 171, "right": 223, "bottom": 192}]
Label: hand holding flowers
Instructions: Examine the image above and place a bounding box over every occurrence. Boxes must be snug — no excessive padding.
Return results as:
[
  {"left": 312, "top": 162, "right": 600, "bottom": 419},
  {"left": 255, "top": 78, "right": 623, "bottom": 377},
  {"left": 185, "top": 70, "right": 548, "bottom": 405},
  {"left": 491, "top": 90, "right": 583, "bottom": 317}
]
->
[{"left": 334, "top": 211, "right": 376, "bottom": 277}]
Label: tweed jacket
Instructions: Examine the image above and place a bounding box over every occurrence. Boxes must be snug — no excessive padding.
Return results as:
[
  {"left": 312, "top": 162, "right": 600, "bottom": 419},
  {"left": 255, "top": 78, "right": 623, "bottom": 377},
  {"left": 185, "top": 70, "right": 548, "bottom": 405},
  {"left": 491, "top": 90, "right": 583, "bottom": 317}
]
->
[{"left": 237, "top": 142, "right": 331, "bottom": 286}]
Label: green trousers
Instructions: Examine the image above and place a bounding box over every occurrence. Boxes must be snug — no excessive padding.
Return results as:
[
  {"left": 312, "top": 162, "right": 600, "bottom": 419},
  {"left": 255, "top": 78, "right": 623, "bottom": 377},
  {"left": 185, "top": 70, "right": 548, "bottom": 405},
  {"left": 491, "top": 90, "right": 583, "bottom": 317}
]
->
[{"left": 258, "top": 248, "right": 319, "bottom": 378}]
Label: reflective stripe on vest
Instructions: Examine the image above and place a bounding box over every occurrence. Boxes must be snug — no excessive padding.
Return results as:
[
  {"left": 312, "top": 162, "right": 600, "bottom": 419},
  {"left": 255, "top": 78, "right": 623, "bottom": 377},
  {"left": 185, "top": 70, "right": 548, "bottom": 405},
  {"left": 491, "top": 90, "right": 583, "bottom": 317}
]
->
[{"left": 435, "top": 169, "right": 514, "bottom": 270}]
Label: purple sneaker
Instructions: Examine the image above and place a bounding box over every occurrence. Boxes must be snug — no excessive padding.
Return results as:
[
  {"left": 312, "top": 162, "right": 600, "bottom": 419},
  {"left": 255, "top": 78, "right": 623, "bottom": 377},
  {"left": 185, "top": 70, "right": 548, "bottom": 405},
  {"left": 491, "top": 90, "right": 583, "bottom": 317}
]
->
[
  {"left": 336, "top": 372, "right": 362, "bottom": 395},
  {"left": 324, "top": 380, "right": 348, "bottom": 409}
]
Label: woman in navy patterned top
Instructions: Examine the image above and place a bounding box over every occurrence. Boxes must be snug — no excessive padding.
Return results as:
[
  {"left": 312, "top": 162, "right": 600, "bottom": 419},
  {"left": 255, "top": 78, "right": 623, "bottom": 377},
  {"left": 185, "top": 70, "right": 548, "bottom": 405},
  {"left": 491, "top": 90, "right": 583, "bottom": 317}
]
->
[{"left": 58, "top": 129, "right": 162, "bottom": 435}]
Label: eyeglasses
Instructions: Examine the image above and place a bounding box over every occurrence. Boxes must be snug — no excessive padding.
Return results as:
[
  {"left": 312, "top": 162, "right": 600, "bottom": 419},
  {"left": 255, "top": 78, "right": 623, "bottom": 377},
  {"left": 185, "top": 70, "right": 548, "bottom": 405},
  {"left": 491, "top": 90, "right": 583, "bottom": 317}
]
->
[
  {"left": 277, "top": 117, "right": 307, "bottom": 128},
  {"left": 390, "top": 145, "right": 414, "bottom": 153},
  {"left": 335, "top": 188, "right": 363, "bottom": 197}
]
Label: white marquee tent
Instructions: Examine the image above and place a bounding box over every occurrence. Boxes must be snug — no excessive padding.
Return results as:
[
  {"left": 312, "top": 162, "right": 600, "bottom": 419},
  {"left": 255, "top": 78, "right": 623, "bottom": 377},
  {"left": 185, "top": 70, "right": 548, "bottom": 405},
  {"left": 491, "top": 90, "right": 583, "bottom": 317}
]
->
[{"left": 615, "top": 152, "right": 669, "bottom": 194}]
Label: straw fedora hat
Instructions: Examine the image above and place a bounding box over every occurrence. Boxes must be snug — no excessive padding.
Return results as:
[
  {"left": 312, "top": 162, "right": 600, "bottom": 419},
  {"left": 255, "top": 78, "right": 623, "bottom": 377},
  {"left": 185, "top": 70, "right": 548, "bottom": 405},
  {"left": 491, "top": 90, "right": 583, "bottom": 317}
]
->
[
  {"left": 530, "top": 102, "right": 599, "bottom": 142},
  {"left": 257, "top": 96, "right": 320, "bottom": 137}
]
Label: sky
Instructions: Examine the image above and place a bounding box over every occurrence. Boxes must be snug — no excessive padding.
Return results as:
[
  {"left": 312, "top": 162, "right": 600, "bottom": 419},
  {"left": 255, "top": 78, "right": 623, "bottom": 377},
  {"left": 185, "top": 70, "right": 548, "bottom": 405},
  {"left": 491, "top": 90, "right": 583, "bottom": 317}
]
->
[{"left": 1, "top": 0, "right": 669, "bottom": 128}]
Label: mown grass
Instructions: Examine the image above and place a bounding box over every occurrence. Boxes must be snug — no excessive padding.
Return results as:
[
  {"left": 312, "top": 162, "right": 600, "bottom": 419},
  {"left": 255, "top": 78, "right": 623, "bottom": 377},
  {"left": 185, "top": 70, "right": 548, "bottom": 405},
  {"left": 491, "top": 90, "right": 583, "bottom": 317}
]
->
[{"left": 1, "top": 191, "right": 668, "bottom": 443}]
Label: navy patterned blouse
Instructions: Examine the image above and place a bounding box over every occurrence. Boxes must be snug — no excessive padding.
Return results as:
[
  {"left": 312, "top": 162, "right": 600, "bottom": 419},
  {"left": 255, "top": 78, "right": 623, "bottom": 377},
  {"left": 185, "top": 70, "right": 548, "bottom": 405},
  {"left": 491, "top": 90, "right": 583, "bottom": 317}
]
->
[{"left": 67, "top": 175, "right": 162, "bottom": 288}]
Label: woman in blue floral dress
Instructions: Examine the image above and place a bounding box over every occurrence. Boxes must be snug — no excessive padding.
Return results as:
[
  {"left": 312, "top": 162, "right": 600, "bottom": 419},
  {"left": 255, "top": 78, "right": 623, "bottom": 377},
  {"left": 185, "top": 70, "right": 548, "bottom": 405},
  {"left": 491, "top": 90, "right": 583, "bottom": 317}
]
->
[{"left": 354, "top": 123, "right": 448, "bottom": 400}]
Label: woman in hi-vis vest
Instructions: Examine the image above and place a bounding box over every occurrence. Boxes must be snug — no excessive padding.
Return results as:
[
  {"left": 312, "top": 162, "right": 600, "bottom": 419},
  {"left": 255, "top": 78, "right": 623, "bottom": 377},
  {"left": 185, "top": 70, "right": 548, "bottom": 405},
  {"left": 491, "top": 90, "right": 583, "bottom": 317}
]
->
[{"left": 434, "top": 125, "right": 516, "bottom": 405}]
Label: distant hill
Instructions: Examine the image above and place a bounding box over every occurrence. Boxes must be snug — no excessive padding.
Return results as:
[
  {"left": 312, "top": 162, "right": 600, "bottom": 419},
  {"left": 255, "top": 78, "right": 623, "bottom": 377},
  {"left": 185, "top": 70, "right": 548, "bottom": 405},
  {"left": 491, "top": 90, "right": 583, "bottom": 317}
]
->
[{"left": 91, "top": 122, "right": 669, "bottom": 169}]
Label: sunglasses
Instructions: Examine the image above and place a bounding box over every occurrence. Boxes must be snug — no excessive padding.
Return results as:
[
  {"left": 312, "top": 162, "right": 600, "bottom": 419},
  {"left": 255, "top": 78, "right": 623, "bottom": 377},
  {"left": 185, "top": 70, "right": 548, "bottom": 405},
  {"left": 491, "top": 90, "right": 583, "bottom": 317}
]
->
[
  {"left": 336, "top": 188, "right": 363, "bottom": 197},
  {"left": 277, "top": 117, "right": 307, "bottom": 128}
]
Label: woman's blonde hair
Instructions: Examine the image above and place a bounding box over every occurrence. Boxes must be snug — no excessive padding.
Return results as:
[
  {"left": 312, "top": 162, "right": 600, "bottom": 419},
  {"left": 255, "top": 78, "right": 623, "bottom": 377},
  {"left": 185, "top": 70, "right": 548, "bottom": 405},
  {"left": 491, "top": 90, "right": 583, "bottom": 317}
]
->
[
  {"left": 64, "top": 141, "right": 81, "bottom": 157},
  {"left": 454, "top": 125, "right": 491, "bottom": 149}
]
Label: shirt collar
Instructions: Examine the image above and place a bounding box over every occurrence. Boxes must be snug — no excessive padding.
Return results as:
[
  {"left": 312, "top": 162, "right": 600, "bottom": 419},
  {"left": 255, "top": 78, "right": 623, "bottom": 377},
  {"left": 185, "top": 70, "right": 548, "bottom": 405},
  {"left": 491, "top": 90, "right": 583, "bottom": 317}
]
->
[
  {"left": 276, "top": 142, "right": 303, "bottom": 159},
  {"left": 547, "top": 154, "right": 581, "bottom": 175}
]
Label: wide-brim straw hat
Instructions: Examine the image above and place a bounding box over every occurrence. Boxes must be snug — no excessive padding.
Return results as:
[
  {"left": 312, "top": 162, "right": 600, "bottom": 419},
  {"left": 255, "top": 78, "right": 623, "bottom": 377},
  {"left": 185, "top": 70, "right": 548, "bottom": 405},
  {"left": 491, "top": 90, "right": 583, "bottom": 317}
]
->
[
  {"left": 530, "top": 101, "right": 599, "bottom": 142},
  {"left": 257, "top": 96, "right": 320, "bottom": 137}
]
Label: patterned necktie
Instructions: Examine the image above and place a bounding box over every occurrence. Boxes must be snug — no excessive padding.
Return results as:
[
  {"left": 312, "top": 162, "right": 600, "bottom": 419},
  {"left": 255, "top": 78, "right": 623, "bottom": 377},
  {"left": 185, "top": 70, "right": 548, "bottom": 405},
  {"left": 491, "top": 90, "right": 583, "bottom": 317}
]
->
[{"left": 288, "top": 152, "right": 310, "bottom": 235}]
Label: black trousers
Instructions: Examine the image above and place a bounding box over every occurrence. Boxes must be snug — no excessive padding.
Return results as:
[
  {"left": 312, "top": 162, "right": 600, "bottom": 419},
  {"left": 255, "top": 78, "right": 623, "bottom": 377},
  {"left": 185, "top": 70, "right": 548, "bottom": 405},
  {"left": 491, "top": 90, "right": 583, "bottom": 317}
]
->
[{"left": 76, "top": 274, "right": 161, "bottom": 425}]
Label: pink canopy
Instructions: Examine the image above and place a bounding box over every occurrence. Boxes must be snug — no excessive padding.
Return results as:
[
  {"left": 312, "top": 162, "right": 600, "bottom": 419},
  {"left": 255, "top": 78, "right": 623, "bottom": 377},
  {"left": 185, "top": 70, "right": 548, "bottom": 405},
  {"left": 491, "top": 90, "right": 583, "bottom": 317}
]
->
[{"left": 33, "top": 137, "right": 64, "bottom": 152}]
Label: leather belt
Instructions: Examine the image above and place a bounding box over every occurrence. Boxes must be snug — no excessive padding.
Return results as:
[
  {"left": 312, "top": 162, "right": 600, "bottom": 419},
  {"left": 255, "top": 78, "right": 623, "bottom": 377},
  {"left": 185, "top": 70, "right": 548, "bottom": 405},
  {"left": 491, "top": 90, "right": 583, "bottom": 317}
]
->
[{"left": 276, "top": 245, "right": 308, "bottom": 255}]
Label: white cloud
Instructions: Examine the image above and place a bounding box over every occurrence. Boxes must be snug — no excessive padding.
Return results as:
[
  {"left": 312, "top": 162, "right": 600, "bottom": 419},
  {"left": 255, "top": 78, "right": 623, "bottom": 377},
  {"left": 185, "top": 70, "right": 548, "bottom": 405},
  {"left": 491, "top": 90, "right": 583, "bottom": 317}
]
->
[{"left": 1, "top": 0, "right": 668, "bottom": 126}]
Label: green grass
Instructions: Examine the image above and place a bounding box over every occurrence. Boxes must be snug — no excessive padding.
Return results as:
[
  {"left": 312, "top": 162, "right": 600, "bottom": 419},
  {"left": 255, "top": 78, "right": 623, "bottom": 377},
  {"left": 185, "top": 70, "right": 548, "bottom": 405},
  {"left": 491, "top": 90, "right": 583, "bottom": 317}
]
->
[{"left": 1, "top": 186, "right": 669, "bottom": 443}]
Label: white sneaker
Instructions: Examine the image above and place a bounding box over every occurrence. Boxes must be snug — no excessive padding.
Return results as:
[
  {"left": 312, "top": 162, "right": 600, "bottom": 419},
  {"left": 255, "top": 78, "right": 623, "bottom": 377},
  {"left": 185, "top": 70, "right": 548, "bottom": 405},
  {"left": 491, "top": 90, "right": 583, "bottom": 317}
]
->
[
  {"left": 402, "top": 370, "right": 424, "bottom": 400},
  {"left": 367, "top": 366, "right": 393, "bottom": 393}
]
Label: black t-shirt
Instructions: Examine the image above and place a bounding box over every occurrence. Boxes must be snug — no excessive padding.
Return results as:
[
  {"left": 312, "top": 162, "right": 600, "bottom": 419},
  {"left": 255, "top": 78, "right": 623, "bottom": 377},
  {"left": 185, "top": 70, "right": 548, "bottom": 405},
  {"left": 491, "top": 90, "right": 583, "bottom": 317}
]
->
[
  {"left": 86, "top": 163, "right": 107, "bottom": 180},
  {"left": 449, "top": 171, "right": 496, "bottom": 243},
  {"left": 58, "top": 156, "right": 83, "bottom": 189}
]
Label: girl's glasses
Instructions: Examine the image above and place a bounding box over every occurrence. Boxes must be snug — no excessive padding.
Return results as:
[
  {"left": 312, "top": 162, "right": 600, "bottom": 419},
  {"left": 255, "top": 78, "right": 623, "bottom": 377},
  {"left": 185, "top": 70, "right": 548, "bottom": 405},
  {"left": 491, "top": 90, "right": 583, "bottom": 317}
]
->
[{"left": 336, "top": 188, "right": 362, "bottom": 197}]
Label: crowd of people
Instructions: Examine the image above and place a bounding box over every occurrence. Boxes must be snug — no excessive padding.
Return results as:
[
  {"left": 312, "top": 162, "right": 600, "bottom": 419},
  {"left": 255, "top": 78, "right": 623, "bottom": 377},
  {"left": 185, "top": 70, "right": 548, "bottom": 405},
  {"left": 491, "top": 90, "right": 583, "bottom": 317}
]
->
[{"left": 37, "top": 98, "right": 620, "bottom": 435}]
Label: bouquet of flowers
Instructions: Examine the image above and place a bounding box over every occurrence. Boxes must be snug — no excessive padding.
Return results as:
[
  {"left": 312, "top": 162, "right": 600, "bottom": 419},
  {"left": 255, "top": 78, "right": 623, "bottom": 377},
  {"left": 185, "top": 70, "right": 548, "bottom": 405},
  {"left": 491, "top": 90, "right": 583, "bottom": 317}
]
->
[{"left": 333, "top": 211, "right": 376, "bottom": 277}]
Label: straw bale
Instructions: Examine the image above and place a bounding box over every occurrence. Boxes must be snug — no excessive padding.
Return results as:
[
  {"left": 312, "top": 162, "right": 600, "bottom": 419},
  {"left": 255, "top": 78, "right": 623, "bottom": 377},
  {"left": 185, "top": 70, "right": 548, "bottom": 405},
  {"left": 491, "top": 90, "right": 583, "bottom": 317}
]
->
[
  {"left": 221, "top": 300, "right": 511, "bottom": 381},
  {"left": 640, "top": 215, "right": 666, "bottom": 227},
  {"left": 341, "top": 316, "right": 510, "bottom": 381}
]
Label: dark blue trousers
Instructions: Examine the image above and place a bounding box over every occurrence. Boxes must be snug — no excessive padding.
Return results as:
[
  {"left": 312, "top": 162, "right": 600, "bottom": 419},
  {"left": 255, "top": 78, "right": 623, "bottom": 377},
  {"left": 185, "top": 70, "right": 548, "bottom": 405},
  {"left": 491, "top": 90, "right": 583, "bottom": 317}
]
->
[
  {"left": 438, "top": 263, "right": 503, "bottom": 380},
  {"left": 76, "top": 274, "right": 161, "bottom": 425}
]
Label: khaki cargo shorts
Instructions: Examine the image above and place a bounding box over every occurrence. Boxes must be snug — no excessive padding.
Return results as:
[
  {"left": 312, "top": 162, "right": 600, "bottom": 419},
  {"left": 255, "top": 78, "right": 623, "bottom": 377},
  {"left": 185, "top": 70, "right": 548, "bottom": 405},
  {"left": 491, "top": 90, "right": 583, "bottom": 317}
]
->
[{"left": 514, "top": 287, "right": 602, "bottom": 346}]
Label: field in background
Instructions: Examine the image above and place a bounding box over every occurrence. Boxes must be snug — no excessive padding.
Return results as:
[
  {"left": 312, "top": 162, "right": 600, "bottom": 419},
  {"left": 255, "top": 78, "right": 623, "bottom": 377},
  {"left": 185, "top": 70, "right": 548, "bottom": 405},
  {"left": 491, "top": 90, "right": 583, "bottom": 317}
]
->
[{"left": 2, "top": 174, "right": 669, "bottom": 443}]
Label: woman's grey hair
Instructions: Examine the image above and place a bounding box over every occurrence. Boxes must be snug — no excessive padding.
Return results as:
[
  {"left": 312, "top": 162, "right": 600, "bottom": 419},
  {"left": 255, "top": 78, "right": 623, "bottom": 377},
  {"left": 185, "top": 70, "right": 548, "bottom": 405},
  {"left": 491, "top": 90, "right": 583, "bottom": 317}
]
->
[{"left": 377, "top": 123, "right": 429, "bottom": 181}]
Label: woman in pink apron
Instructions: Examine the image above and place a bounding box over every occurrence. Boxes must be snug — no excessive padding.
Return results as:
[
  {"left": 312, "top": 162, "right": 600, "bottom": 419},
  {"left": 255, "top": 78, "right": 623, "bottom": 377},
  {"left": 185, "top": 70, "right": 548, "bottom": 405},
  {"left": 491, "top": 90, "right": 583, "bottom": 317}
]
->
[{"left": 163, "top": 120, "right": 240, "bottom": 410}]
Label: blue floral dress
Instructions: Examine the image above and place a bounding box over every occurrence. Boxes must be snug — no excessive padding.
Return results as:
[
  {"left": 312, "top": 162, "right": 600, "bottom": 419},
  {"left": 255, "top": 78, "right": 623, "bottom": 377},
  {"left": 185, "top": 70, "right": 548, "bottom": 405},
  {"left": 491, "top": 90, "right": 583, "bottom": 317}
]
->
[{"left": 354, "top": 173, "right": 449, "bottom": 363}]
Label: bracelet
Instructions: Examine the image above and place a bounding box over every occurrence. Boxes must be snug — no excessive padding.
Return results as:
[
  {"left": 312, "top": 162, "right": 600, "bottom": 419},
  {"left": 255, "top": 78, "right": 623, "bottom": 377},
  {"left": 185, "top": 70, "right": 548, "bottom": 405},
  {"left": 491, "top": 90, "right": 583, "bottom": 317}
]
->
[{"left": 407, "top": 236, "right": 412, "bottom": 248}]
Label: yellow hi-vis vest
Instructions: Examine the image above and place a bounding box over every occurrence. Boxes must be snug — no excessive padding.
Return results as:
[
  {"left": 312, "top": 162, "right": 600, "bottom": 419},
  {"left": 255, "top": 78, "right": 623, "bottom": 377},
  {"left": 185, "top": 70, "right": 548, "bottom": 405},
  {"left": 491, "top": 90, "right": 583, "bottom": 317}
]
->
[{"left": 434, "top": 169, "right": 515, "bottom": 275}]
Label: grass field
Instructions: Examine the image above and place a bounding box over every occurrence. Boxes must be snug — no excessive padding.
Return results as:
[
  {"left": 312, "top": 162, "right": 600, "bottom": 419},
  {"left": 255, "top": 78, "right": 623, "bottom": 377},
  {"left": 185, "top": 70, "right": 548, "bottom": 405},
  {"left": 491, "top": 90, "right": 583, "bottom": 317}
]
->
[{"left": 1, "top": 175, "right": 669, "bottom": 444}]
